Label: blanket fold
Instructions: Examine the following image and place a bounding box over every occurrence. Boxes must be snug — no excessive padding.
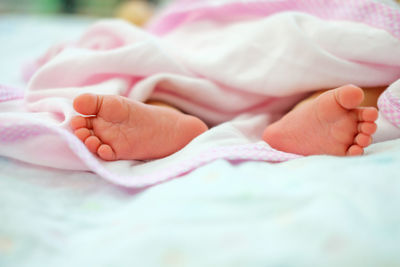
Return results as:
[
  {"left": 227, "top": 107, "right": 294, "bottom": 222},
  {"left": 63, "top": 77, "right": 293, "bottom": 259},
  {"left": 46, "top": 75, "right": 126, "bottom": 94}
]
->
[{"left": 1, "top": 0, "right": 400, "bottom": 187}]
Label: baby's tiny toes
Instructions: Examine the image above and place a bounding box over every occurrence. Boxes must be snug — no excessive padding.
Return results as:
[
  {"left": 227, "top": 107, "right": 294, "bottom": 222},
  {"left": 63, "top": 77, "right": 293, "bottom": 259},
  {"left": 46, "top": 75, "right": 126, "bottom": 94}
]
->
[
  {"left": 74, "top": 128, "right": 91, "bottom": 141},
  {"left": 355, "top": 133, "right": 372, "bottom": 147},
  {"left": 358, "top": 122, "right": 377, "bottom": 135},
  {"left": 85, "top": 135, "right": 102, "bottom": 153}
]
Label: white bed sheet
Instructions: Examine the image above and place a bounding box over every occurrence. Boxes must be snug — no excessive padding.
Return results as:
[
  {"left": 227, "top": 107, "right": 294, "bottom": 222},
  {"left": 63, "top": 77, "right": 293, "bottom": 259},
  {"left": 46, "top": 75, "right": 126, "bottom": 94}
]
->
[{"left": 1, "top": 14, "right": 400, "bottom": 267}]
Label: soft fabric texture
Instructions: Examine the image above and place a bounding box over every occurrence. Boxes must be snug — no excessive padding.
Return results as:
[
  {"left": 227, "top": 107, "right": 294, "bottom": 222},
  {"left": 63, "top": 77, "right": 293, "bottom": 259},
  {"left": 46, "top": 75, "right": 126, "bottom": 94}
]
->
[
  {"left": 2, "top": 146, "right": 400, "bottom": 267},
  {"left": 1, "top": 0, "right": 400, "bottom": 187}
]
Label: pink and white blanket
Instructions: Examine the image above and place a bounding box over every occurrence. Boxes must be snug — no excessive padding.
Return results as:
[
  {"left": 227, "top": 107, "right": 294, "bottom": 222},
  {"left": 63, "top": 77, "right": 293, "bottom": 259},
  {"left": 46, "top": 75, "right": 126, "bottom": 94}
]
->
[{"left": 1, "top": 0, "right": 400, "bottom": 187}]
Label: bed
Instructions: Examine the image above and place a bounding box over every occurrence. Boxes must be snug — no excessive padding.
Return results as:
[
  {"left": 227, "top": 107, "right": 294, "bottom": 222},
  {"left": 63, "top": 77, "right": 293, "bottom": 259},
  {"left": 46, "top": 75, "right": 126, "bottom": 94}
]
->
[{"left": 1, "top": 13, "right": 400, "bottom": 267}]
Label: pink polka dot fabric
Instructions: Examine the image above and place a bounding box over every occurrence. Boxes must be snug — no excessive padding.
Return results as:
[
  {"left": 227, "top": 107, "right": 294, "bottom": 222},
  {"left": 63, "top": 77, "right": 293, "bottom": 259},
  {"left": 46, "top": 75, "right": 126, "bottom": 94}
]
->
[
  {"left": 378, "top": 87, "right": 400, "bottom": 129},
  {"left": 148, "top": 0, "right": 400, "bottom": 39},
  {"left": 0, "top": 124, "right": 51, "bottom": 143},
  {"left": 0, "top": 84, "right": 24, "bottom": 102},
  {"left": 0, "top": 119, "right": 301, "bottom": 187},
  {"left": 128, "top": 144, "right": 301, "bottom": 186}
]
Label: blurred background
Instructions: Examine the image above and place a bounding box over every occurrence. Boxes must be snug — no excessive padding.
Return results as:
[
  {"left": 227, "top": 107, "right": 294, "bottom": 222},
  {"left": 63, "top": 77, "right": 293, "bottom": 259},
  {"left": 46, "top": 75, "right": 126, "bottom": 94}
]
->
[
  {"left": 0, "top": 0, "right": 174, "bottom": 87},
  {"left": 0, "top": 0, "right": 170, "bottom": 25}
]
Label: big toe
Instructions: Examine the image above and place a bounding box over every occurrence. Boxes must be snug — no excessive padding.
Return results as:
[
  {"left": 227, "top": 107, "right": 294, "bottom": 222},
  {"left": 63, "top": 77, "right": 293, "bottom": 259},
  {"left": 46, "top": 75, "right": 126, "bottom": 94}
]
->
[
  {"left": 335, "top": 85, "right": 364, "bottom": 109},
  {"left": 73, "top": 93, "right": 101, "bottom": 115}
]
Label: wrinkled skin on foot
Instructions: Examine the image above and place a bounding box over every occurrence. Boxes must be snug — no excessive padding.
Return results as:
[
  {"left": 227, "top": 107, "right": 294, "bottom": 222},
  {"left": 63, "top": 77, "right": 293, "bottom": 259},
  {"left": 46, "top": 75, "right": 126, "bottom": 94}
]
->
[
  {"left": 263, "top": 85, "right": 378, "bottom": 156},
  {"left": 70, "top": 94, "right": 208, "bottom": 161}
]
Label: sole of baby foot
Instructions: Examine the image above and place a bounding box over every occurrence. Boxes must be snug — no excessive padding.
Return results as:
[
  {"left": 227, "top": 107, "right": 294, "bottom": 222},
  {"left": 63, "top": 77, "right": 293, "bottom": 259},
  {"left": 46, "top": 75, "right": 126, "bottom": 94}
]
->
[
  {"left": 70, "top": 94, "right": 208, "bottom": 161},
  {"left": 262, "top": 85, "right": 378, "bottom": 156}
]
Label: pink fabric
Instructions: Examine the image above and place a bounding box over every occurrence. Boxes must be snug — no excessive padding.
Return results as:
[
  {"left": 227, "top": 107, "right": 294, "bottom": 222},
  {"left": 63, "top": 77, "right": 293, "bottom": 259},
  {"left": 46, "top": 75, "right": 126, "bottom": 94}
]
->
[
  {"left": 378, "top": 87, "right": 400, "bottom": 129},
  {"left": 24, "top": 0, "right": 400, "bottom": 81},
  {"left": 148, "top": 0, "right": 400, "bottom": 38},
  {"left": 2, "top": 0, "right": 400, "bottom": 188},
  {"left": 0, "top": 84, "right": 24, "bottom": 102},
  {"left": 0, "top": 124, "right": 50, "bottom": 143},
  {"left": 0, "top": 120, "right": 300, "bottom": 187}
]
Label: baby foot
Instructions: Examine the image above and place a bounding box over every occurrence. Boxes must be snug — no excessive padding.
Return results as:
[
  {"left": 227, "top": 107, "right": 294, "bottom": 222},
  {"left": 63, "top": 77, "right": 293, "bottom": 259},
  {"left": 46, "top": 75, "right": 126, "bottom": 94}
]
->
[
  {"left": 262, "top": 85, "right": 378, "bottom": 156},
  {"left": 70, "top": 94, "right": 208, "bottom": 161}
]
